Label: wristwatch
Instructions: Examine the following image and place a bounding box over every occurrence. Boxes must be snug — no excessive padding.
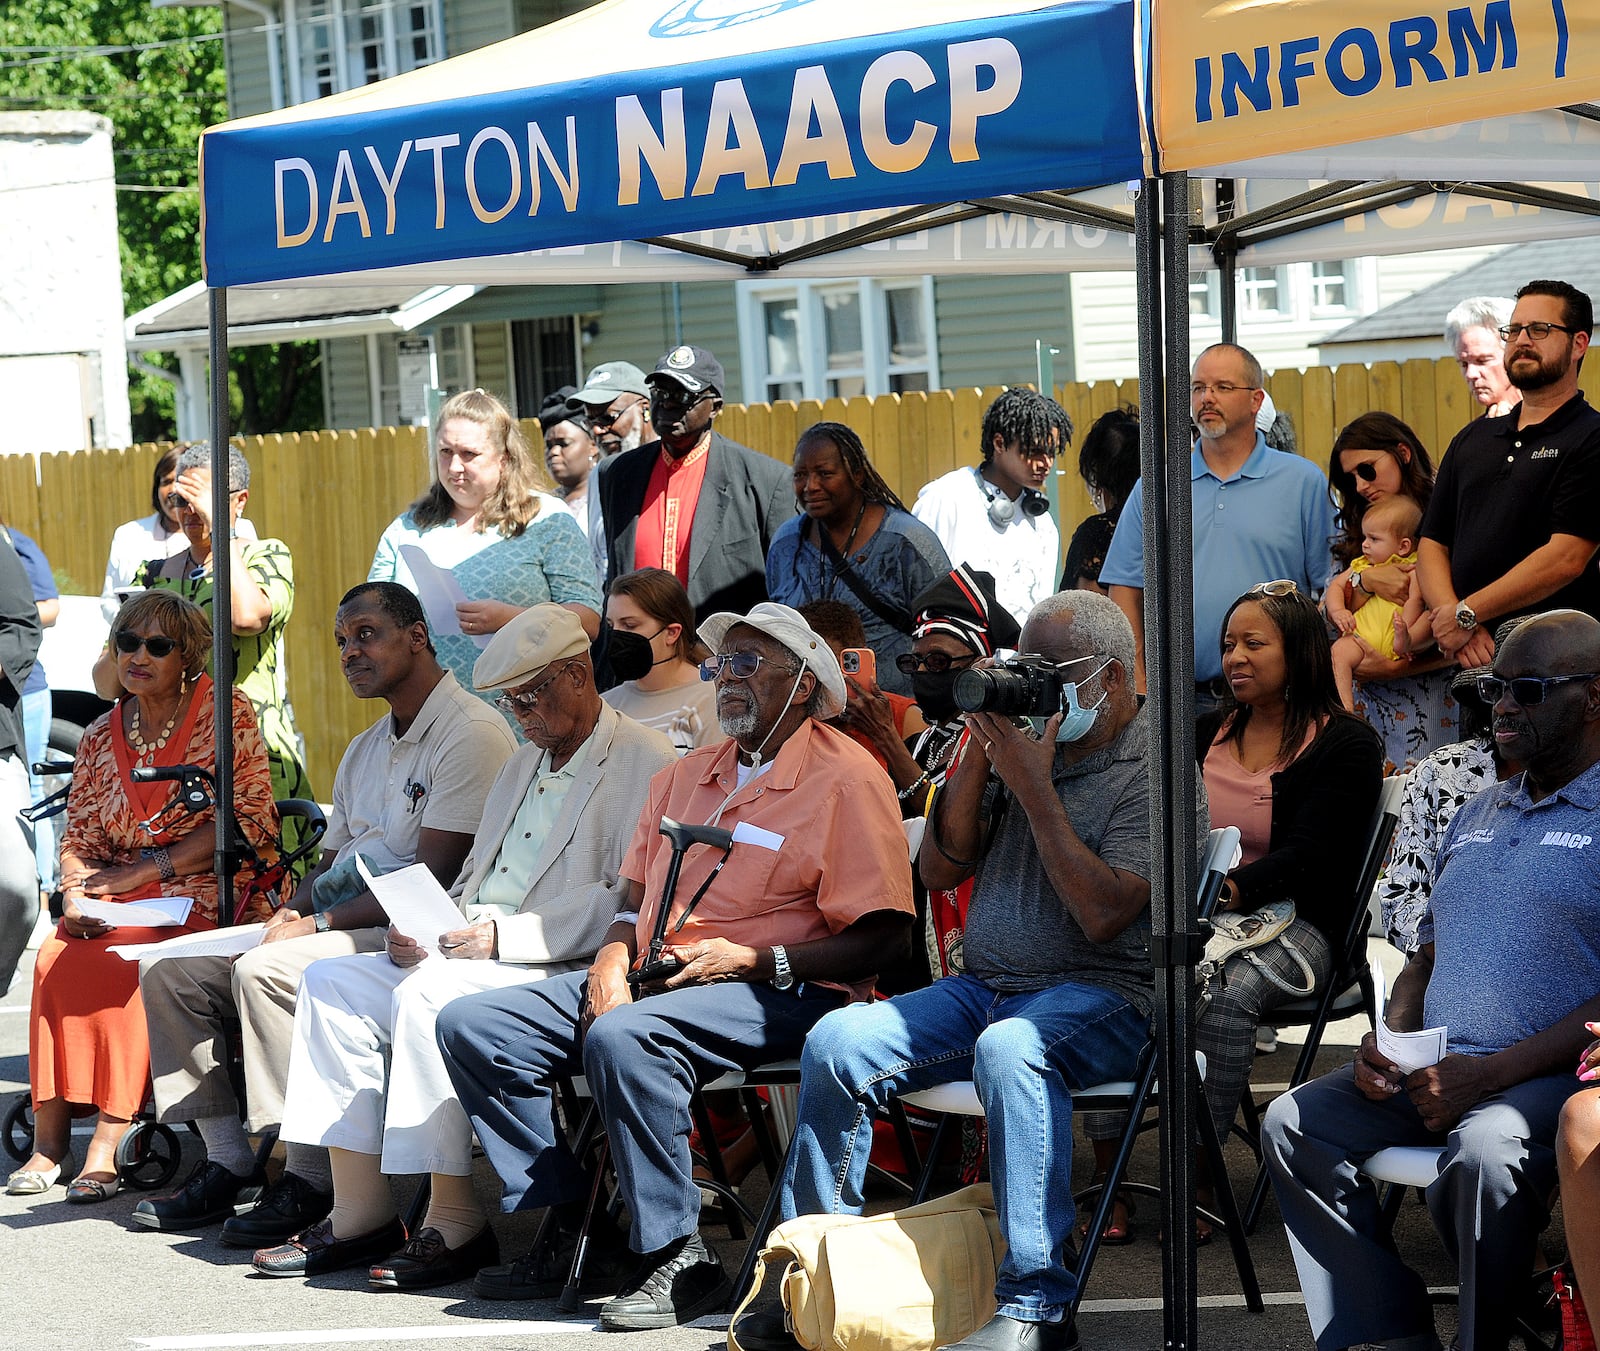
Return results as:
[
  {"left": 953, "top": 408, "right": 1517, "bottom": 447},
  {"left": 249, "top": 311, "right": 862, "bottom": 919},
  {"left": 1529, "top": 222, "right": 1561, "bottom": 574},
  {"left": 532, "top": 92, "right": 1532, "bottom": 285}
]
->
[
  {"left": 1350, "top": 570, "right": 1366, "bottom": 594},
  {"left": 313, "top": 911, "right": 332, "bottom": 933},
  {"left": 1454, "top": 601, "right": 1479, "bottom": 632},
  {"left": 771, "top": 944, "right": 795, "bottom": 991}
]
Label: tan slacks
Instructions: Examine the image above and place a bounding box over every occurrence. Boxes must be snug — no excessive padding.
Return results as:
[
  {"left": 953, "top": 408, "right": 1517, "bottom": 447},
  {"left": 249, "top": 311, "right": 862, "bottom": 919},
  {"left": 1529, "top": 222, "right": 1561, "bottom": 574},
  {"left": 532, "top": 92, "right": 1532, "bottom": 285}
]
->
[{"left": 140, "top": 927, "right": 387, "bottom": 1131}]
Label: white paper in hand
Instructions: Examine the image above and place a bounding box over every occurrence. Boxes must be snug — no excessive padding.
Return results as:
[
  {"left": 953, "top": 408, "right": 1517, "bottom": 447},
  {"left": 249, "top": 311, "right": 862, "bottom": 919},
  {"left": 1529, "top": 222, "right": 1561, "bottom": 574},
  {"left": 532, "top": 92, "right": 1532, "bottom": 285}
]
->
[
  {"left": 356, "top": 855, "right": 464, "bottom": 951},
  {"left": 1370, "top": 957, "right": 1448, "bottom": 1074},
  {"left": 398, "top": 545, "right": 488, "bottom": 648},
  {"left": 111, "top": 923, "right": 265, "bottom": 963},
  {"left": 77, "top": 895, "right": 195, "bottom": 928}
]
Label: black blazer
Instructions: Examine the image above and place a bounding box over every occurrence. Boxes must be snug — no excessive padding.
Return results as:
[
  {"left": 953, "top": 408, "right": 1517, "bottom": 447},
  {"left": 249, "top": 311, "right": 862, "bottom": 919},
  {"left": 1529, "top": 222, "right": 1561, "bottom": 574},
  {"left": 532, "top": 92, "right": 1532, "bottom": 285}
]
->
[
  {"left": 1197, "top": 709, "right": 1384, "bottom": 945},
  {"left": 596, "top": 431, "right": 795, "bottom": 623},
  {"left": 0, "top": 533, "right": 40, "bottom": 762}
]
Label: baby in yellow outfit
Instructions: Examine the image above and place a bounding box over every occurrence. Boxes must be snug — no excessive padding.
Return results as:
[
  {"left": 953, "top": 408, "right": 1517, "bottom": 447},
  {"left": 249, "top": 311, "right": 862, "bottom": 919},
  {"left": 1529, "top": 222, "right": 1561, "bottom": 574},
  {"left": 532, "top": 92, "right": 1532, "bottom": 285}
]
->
[{"left": 1325, "top": 494, "right": 1431, "bottom": 711}]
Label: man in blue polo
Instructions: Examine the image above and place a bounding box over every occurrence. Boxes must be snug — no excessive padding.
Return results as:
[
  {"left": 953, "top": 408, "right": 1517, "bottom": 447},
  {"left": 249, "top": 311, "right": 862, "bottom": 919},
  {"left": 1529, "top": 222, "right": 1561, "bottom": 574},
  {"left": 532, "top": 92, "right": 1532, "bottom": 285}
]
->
[
  {"left": 1264, "top": 610, "right": 1600, "bottom": 1351},
  {"left": 1102, "top": 342, "right": 1333, "bottom": 712}
]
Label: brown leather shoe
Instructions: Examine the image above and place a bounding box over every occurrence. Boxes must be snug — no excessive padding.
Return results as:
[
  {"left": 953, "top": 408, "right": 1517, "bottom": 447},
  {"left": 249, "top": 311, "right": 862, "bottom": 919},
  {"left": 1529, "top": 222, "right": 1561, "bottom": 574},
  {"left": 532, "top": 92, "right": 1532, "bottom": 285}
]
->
[
  {"left": 370, "top": 1225, "right": 500, "bottom": 1290},
  {"left": 251, "top": 1216, "right": 406, "bottom": 1277}
]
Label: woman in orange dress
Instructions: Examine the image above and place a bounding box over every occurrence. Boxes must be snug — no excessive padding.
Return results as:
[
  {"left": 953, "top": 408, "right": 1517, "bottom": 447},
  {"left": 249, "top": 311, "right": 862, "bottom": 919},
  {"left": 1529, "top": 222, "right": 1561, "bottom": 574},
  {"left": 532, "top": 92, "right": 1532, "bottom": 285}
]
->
[{"left": 6, "top": 591, "right": 280, "bottom": 1203}]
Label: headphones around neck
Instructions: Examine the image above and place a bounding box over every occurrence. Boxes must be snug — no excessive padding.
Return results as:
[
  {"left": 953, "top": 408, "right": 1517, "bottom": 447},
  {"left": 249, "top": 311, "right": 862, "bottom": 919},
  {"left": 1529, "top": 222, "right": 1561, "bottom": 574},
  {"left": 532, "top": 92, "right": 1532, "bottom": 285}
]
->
[{"left": 975, "top": 467, "right": 1049, "bottom": 526}]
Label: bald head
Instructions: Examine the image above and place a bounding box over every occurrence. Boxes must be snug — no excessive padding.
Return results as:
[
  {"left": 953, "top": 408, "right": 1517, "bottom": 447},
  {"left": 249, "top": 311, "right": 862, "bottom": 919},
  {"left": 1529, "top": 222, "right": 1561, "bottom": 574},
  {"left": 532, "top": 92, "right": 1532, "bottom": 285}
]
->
[{"left": 1496, "top": 610, "right": 1600, "bottom": 678}]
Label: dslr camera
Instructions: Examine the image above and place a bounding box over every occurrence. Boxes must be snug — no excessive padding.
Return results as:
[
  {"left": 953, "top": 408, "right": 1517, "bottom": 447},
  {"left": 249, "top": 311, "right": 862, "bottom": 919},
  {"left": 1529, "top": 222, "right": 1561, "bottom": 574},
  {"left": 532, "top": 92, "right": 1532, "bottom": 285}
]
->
[{"left": 953, "top": 655, "right": 1066, "bottom": 718}]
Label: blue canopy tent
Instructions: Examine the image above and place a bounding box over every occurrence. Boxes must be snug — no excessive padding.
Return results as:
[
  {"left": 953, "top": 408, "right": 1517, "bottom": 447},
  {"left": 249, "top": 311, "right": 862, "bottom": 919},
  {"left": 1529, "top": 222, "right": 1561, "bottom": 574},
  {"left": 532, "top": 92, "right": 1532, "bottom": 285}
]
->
[{"left": 192, "top": 2, "right": 1600, "bottom": 1343}]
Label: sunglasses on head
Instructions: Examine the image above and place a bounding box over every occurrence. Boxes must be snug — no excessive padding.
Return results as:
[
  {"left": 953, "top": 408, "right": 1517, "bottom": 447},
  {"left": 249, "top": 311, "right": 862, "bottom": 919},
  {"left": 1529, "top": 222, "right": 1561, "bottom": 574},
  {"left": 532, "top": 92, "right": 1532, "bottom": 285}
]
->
[
  {"left": 1247, "top": 579, "right": 1300, "bottom": 598},
  {"left": 115, "top": 632, "right": 179, "bottom": 658},
  {"left": 895, "top": 651, "right": 978, "bottom": 676}
]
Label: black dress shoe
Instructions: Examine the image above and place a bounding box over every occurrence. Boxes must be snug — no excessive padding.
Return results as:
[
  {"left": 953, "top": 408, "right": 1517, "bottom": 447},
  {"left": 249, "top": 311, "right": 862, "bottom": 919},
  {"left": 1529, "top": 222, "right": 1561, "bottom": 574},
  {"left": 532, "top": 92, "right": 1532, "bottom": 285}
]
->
[
  {"left": 473, "top": 1232, "right": 634, "bottom": 1301},
  {"left": 220, "top": 1173, "right": 334, "bottom": 1248},
  {"left": 599, "top": 1233, "right": 732, "bottom": 1331},
  {"left": 731, "top": 1308, "right": 801, "bottom": 1351},
  {"left": 369, "top": 1224, "right": 500, "bottom": 1290},
  {"left": 943, "top": 1313, "right": 1081, "bottom": 1351},
  {"left": 130, "top": 1160, "right": 268, "bottom": 1232},
  {"left": 251, "top": 1216, "right": 406, "bottom": 1277}
]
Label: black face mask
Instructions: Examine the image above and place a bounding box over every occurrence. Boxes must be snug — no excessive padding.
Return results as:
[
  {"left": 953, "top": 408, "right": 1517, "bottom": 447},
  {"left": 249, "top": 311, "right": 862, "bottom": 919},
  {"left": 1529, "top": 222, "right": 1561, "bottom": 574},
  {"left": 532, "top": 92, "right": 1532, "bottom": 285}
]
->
[
  {"left": 911, "top": 670, "right": 963, "bottom": 723},
  {"left": 606, "top": 624, "right": 660, "bottom": 683}
]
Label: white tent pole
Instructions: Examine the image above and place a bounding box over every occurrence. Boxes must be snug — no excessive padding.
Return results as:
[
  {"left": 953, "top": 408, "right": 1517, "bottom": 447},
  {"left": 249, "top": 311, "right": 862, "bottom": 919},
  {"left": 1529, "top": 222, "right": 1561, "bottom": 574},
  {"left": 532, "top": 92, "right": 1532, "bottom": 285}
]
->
[{"left": 208, "top": 287, "right": 238, "bottom": 892}]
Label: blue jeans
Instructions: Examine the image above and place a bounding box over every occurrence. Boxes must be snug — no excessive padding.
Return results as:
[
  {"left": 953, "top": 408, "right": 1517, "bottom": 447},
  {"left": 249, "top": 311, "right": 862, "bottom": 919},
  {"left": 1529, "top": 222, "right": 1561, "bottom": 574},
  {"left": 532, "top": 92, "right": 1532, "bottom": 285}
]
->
[{"left": 779, "top": 973, "right": 1148, "bottom": 1322}]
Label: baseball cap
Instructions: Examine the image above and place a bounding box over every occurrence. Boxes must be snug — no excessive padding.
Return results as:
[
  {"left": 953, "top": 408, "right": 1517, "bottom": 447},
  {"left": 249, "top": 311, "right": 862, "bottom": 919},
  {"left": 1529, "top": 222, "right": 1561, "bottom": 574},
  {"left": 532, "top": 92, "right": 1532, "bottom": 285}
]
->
[
  {"left": 567, "top": 361, "right": 649, "bottom": 410},
  {"left": 646, "top": 345, "right": 725, "bottom": 396}
]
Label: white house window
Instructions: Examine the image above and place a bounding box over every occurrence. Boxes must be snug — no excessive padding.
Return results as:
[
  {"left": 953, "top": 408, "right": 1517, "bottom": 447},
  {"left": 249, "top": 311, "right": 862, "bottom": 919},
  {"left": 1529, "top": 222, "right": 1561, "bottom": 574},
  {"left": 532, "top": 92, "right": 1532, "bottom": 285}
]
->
[
  {"left": 1189, "top": 272, "right": 1220, "bottom": 319},
  {"left": 432, "top": 323, "right": 474, "bottom": 395},
  {"left": 1238, "top": 266, "right": 1287, "bottom": 316},
  {"left": 739, "top": 279, "right": 938, "bottom": 404},
  {"left": 1310, "top": 259, "right": 1357, "bottom": 314},
  {"left": 288, "top": 0, "right": 441, "bottom": 102}
]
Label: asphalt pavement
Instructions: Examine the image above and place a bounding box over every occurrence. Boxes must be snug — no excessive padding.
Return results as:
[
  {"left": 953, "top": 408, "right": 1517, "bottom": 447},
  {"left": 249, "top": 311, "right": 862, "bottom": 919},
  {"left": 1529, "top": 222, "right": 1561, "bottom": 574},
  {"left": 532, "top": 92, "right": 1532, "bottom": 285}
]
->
[{"left": 0, "top": 935, "right": 1529, "bottom": 1350}]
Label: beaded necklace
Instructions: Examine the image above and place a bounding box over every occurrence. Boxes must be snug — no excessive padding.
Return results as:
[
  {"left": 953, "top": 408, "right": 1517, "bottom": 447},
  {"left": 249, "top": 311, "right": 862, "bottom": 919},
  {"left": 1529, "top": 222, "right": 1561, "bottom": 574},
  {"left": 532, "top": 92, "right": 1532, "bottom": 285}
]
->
[{"left": 128, "top": 693, "right": 185, "bottom": 765}]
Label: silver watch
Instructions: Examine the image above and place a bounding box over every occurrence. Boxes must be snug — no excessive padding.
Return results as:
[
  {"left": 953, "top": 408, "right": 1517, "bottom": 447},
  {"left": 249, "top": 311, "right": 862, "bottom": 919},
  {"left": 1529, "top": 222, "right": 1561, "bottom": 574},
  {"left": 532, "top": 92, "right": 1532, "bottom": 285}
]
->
[
  {"left": 771, "top": 944, "right": 795, "bottom": 991},
  {"left": 1455, "top": 601, "right": 1479, "bottom": 632}
]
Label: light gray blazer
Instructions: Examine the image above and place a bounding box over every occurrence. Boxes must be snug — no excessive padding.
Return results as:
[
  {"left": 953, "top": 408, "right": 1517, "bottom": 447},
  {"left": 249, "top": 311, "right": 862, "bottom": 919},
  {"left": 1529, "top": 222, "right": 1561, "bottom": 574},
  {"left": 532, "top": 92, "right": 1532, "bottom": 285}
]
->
[{"left": 450, "top": 701, "right": 677, "bottom": 966}]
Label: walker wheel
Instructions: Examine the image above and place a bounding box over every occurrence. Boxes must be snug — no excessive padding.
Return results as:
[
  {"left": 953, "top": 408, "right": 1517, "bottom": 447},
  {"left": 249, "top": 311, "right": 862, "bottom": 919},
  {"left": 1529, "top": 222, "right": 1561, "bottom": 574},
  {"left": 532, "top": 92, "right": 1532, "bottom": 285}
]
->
[
  {"left": 115, "top": 1121, "right": 183, "bottom": 1190},
  {"left": 2, "top": 1097, "right": 34, "bottom": 1162}
]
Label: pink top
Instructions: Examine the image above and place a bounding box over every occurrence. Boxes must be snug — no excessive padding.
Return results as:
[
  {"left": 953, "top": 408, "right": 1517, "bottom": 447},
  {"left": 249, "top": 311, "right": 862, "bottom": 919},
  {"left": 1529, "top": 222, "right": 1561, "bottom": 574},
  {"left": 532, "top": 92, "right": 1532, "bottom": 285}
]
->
[
  {"left": 1202, "top": 721, "right": 1319, "bottom": 866},
  {"left": 1203, "top": 738, "right": 1276, "bottom": 866}
]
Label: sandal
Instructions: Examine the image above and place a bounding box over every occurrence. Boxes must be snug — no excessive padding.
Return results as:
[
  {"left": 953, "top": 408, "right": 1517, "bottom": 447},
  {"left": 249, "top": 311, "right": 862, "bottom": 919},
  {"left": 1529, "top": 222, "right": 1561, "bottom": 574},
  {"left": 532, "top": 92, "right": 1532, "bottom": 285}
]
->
[
  {"left": 65, "top": 1173, "right": 120, "bottom": 1205},
  {"left": 1077, "top": 1186, "right": 1137, "bottom": 1246}
]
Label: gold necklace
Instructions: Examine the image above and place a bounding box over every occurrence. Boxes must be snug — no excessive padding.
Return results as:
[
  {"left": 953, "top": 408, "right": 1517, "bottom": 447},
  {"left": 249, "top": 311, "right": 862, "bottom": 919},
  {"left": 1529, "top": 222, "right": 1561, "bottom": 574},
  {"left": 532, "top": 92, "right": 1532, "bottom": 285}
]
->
[{"left": 129, "top": 696, "right": 185, "bottom": 763}]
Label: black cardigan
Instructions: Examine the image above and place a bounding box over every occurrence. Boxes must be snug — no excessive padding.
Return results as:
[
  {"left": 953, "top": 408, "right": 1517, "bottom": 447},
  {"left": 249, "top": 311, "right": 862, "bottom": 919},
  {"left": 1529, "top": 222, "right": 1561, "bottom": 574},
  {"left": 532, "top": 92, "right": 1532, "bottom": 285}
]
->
[{"left": 1196, "top": 710, "right": 1384, "bottom": 946}]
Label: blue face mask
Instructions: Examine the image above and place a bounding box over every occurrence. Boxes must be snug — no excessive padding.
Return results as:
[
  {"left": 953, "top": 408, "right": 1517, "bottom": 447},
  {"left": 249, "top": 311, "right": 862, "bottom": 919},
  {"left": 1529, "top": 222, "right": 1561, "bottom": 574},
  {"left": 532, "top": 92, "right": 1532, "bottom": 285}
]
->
[{"left": 1028, "top": 657, "right": 1112, "bottom": 743}]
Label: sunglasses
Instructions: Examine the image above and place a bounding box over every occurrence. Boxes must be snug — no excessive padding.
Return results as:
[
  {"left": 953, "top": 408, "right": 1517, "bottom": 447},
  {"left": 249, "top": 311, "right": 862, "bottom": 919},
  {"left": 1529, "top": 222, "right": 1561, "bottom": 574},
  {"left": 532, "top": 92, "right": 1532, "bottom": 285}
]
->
[
  {"left": 115, "top": 632, "right": 179, "bottom": 658},
  {"left": 1350, "top": 461, "right": 1382, "bottom": 483},
  {"left": 1247, "top": 579, "right": 1300, "bottom": 598},
  {"left": 589, "top": 397, "right": 645, "bottom": 429},
  {"left": 895, "top": 652, "right": 978, "bottom": 676},
  {"left": 650, "top": 387, "right": 713, "bottom": 414},
  {"left": 699, "top": 651, "right": 795, "bottom": 682},
  {"left": 1475, "top": 672, "right": 1598, "bottom": 706}
]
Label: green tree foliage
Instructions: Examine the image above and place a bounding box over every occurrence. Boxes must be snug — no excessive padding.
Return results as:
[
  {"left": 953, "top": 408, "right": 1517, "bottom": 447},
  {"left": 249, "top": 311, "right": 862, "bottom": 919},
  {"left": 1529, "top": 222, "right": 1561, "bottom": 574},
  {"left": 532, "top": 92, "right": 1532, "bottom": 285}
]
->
[{"left": 0, "top": 2, "right": 322, "bottom": 439}]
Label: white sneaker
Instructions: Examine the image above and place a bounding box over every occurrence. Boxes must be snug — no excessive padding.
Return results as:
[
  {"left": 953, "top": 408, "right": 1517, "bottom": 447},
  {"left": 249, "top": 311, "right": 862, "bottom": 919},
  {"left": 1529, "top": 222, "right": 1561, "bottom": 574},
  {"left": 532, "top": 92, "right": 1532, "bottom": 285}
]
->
[{"left": 1254, "top": 1025, "right": 1278, "bottom": 1055}]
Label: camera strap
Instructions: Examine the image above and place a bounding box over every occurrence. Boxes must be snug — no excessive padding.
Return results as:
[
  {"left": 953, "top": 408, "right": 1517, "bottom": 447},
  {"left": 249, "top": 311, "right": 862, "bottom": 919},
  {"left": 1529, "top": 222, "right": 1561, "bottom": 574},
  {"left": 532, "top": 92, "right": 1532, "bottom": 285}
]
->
[{"left": 804, "top": 516, "right": 913, "bottom": 635}]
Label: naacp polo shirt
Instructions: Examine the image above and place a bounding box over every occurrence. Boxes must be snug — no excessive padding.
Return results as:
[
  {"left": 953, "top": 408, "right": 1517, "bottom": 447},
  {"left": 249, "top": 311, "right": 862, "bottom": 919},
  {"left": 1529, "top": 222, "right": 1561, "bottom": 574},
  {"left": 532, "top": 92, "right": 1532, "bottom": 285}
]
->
[{"left": 1420, "top": 757, "right": 1600, "bottom": 1057}]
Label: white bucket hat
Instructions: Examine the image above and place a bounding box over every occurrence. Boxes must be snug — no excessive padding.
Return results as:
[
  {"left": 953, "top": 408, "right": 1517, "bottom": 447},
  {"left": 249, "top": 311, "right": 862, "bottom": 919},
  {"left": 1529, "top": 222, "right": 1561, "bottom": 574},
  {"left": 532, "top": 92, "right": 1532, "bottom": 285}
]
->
[{"left": 697, "top": 602, "right": 846, "bottom": 719}]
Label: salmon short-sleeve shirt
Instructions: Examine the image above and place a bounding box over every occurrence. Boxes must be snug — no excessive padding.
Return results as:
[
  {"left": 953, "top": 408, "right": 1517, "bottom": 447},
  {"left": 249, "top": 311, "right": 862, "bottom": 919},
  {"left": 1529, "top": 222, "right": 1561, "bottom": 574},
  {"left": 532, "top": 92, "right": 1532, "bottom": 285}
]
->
[{"left": 623, "top": 719, "right": 914, "bottom": 1001}]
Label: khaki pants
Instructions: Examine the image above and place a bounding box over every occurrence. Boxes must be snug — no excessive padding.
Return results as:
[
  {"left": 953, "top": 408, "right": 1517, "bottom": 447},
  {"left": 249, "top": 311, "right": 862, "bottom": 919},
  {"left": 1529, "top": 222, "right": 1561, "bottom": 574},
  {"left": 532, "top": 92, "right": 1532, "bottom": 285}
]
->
[{"left": 140, "top": 927, "right": 387, "bottom": 1130}]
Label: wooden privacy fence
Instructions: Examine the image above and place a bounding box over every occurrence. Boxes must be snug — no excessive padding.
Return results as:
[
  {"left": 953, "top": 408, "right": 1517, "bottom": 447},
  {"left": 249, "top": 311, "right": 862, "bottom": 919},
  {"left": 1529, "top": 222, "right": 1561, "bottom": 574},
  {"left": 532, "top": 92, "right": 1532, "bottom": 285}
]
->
[{"left": 7, "top": 353, "right": 1586, "bottom": 793}]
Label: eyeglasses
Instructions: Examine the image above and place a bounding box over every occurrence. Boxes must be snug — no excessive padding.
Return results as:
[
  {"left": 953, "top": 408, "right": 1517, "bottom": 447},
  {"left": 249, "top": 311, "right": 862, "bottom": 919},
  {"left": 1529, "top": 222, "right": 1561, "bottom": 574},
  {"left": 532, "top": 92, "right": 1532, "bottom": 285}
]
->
[
  {"left": 1475, "top": 672, "right": 1599, "bottom": 706},
  {"left": 699, "top": 651, "right": 796, "bottom": 682},
  {"left": 589, "top": 397, "right": 645, "bottom": 429},
  {"left": 649, "top": 387, "right": 713, "bottom": 414},
  {"left": 493, "top": 663, "right": 571, "bottom": 714},
  {"left": 895, "top": 652, "right": 978, "bottom": 676},
  {"left": 1498, "top": 322, "right": 1580, "bottom": 342},
  {"left": 1247, "top": 579, "right": 1300, "bottom": 598},
  {"left": 1190, "top": 382, "right": 1258, "bottom": 399},
  {"left": 1350, "top": 461, "right": 1381, "bottom": 483},
  {"left": 115, "top": 632, "right": 179, "bottom": 658}
]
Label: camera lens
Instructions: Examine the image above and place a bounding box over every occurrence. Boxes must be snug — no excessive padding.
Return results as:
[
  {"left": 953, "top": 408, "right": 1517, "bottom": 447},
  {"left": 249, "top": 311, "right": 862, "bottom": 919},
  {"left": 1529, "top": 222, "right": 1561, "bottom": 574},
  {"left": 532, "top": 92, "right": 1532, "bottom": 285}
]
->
[{"left": 954, "top": 667, "right": 1033, "bottom": 715}]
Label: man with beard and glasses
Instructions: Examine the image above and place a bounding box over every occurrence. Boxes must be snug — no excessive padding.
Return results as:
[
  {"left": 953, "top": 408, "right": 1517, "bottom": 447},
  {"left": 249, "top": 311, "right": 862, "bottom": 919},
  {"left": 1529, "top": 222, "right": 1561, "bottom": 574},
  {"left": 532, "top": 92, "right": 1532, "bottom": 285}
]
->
[
  {"left": 436, "top": 602, "right": 913, "bottom": 1330},
  {"left": 1264, "top": 610, "right": 1600, "bottom": 1351},
  {"left": 591, "top": 346, "right": 792, "bottom": 627},
  {"left": 1420, "top": 280, "right": 1600, "bottom": 669}
]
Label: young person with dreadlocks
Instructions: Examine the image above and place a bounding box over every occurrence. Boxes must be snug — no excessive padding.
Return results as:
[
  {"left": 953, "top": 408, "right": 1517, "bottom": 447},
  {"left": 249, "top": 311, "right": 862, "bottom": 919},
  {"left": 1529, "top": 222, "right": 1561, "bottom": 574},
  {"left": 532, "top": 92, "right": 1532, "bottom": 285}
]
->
[
  {"left": 912, "top": 386, "right": 1074, "bottom": 625},
  {"left": 766, "top": 421, "right": 950, "bottom": 697}
]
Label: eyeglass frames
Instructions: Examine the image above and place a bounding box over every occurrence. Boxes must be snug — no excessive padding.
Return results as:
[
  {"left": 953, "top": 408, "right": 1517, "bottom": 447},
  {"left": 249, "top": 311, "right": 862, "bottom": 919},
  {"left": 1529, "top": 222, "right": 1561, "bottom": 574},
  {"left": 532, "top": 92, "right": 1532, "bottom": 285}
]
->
[
  {"left": 699, "top": 651, "right": 795, "bottom": 682},
  {"left": 1498, "top": 322, "right": 1580, "bottom": 342},
  {"left": 494, "top": 663, "right": 572, "bottom": 714},
  {"left": 589, "top": 397, "right": 646, "bottom": 429},
  {"left": 1475, "top": 672, "right": 1599, "bottom": 706},
  {"left": 1189, "top": 382, "right": 1258, "bottom": 399}
]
